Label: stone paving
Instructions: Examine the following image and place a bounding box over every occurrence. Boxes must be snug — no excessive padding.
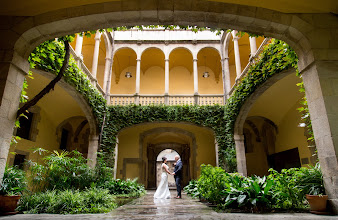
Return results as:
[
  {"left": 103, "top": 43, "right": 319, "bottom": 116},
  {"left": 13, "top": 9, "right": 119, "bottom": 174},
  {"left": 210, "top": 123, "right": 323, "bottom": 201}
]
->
[{"left": 1, "top": 190, "right": 337, "bottom": 219}]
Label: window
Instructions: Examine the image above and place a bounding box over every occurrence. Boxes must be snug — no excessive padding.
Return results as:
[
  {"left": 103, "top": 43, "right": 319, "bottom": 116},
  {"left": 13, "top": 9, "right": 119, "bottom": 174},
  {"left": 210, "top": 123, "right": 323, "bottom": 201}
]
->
[
  {"left": 16, "top": 112, "right": 34, "bottom": 140},
  {"left": 60, "top": 128, "right": 69, "bottom": 150},
  {"left": 13, "top": 154, "right": 26, "bottom": 170}
]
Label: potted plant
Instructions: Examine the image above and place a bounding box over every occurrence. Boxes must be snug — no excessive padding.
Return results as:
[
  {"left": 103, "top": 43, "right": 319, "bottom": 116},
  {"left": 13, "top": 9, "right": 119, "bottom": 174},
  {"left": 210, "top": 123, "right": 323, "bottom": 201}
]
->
[
  {"left": 0, "top": 166, "right": 26, "bottom": 215},
  {"left": 296, "top": 163, "right": 328, "bottom": 214}
]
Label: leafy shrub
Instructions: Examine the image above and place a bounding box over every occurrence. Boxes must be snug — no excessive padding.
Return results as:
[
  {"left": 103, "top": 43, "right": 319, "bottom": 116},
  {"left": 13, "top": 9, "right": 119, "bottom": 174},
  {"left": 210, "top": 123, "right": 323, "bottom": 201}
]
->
[
  {"left": 183, "top": 180, "right": 200, "bottom": 198},
  {"left": 198, "top": 165, "right": 228, "bottom": 204},
  {"left": 190, "top": 164, "right": 323, "bottom": 212},
  {"left": 220, "top": 175, "right": 275, "bottom": 212},
  {"left": 17, "top": 188, "right": 117, "bottom": 214},
  {"left": 295, "top": 163, "right": 324, "bottom": 196},
  {"left": 0, "top": 166, "right": 27, "bottom": 196},
  {"left": 28, "top": 150, "right": 94, "bottom": 191},
  {"left": 99, "top": 178, "right": 145, "bottom": 197},
  {"left": 268, "top": 167, "right": 305, "bottom": 209}
]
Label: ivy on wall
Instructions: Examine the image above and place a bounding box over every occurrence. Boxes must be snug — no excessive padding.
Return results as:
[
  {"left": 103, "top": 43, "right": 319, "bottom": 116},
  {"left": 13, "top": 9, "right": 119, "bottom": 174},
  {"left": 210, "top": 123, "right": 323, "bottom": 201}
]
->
[{"left": 27, "top": 38, "right": 300, "bottom": 173}]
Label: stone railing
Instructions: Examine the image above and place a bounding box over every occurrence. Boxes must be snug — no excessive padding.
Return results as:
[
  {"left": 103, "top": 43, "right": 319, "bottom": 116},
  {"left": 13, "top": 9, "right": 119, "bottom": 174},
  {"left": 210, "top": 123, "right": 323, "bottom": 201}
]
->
[
  {"left": 109, "top": 94, "right": 225, "bottom": 106},
  {"left": 70, "top": 46, "right": 105, "bottom": 96}
]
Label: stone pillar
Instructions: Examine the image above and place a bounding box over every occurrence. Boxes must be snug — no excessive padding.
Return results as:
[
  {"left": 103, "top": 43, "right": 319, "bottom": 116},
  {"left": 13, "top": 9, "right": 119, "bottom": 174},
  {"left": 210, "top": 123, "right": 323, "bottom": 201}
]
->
[
  {"left": 221, "top": 57, "right": 231, "bottom": 100},
  {"left": 75, "top": 34, "right": 84, "bottom": 58},
  {"left": 164, "top": 58, "right": 169, "bottom": 105},
  {"left": 301, "top": 60, "right": 338, "bottom": 213},
  {"left": 87, "top": 135, "right": 99, "bottom": 168},
  {"left": 249, "top": 36, "right": 257, "bottom": 57},
  {"left": 102, "top": 57, "right": 112, "bottom": 93},
  {"left": 0, "top": 52, "right": 28, "bottom": 181},
  {"left": 193, "top": 58, "right": 199, "bottom": 104},
  {"left": 164, "top": 58, "right": 169, "bottom": 95},
  {"left": 234, "top": 134, "right": 247, "bottom": 176},
  {"left": 135, "top": 58, "right": 141, "bottom": 94},
  {"left": 91, "top": 32, "right": 101, "bottom": 78},
  {"left": 232, "top": 31, "right": 242, "bottom": 78}
]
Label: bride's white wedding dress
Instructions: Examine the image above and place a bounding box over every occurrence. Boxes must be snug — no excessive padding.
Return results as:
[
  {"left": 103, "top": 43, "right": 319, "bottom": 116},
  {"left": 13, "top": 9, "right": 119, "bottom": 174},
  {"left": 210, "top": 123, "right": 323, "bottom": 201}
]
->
[{"left": 153, "top": 163, "right": 171, "bottom": 199}]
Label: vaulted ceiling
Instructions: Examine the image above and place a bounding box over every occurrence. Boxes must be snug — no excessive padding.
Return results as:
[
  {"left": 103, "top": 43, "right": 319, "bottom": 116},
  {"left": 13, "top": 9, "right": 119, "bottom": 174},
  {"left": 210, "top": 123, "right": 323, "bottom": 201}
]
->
[{"left": 1, "top": 0, "right": 337, "bottom": 16}]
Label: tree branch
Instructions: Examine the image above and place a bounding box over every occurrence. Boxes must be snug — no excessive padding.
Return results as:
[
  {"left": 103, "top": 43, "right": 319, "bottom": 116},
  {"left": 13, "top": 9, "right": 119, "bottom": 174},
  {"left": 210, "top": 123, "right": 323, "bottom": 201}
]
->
[{"left": 17, "top": 40, "right": 70, "bottom": 118}]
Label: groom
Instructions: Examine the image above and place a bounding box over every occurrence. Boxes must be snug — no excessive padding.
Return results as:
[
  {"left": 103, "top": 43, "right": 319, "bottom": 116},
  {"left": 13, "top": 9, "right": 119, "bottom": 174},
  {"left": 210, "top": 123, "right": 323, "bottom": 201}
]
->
[{"left": 172, "top": 155, "right": 183, "bottom": 199}]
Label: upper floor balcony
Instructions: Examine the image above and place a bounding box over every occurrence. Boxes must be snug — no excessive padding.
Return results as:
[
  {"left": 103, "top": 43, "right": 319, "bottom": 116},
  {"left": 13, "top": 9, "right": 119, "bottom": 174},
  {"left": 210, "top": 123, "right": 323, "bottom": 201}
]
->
[{"left": 69, "top": 29, "right": 268, "bottom": 106}]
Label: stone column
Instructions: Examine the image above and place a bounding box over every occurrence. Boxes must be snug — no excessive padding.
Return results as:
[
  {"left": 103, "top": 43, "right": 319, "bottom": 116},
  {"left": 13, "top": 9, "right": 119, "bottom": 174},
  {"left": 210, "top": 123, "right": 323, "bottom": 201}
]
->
[
  {"left": 232, "top": 31, "right": 242, "bottom": 78},
  {"left": 301, "top": 60, "right": 338, "bottom": 213},
  {"left": 164, "top": 58, "right": 169, "bottom": 104},
  {"left": 0, "top": 52, "right": 28, "bottom": 181},
  {"left": 234, "top": 134, "right": 247, "bottom": 176},
  {"left": 193, "top": 58, "right": 199, "bottom": 104},
  {"left": 135, "top": 58, "right": 141, "bottom": 104},
  {"left": 249, "top": 36, "right": 257, "bottom": 57},
  {"left": 102, "top": 57, "right": 112, "bottom": 93},
  {"left": 87, "top": 135, "right": 99, "bottom": 168},
  {"left": 221, "top": 57, "right": 231, "bottom": 100},
  {"left": 91, "top": 32, "right": 101, "bottom": 78},
  {"left": 75, "top": 34, "right": 84, "bottom": 58}
]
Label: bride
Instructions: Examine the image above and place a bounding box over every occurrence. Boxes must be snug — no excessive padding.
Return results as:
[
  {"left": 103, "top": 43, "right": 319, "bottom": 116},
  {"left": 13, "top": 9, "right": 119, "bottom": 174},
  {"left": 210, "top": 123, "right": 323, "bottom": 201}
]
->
[{"left": 154, "top": 157, "right": 172, "bottom": 199}]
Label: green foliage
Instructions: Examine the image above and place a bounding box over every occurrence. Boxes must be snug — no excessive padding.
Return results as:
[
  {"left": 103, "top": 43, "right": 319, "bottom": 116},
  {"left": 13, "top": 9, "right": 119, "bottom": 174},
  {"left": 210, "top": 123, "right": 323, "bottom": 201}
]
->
[
  {"left": 102, "top": 105, "right": 229, "bottom": 169},
  {"left": 198, "top": 164, "right": 228, "bottom": 204},
  {"left": 183, "top": 179, "right": 200, "bottom": 198},
  {"left": 220, "top": 39, "right": 298, "bottom": 168},
  {"left": 188, "top": 164, "right": 322, "bottom": 212},
  {"left": 295, "top": 163, "right": 324, "bottom": 196},
  {"left": 17, "top": 188, "right": 117, "bottom": 214},
  {"left": 99, "top": 178, "right": 145, "bottom": 197},
  {"left": 220, "top": 175, "right": 275, "bottom": 212},
  {"left": 0, "top": 166, "right": 27, "bottom": 196},
  {"left": 267, "top": 168, "right": 305, "bottom": 209},
  {"left": 27, "top": 37, "right": 298, "bottom": 173},
  {"left": 27, "top": 150, "right": 94, "bottom": 192},
  {"left": 296, "top": 81, "right": 316, "bottom": 152}
]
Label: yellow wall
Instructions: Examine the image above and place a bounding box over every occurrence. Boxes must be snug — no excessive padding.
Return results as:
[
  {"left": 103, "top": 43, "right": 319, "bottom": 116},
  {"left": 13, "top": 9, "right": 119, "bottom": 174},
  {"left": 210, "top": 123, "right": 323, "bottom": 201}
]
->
[
  {"left": 7, "top": 71, "right": 89, "bottom": 166},
  {"left": 245, "top": 73, "right": 311, "bottom": 176},
  {"left": 140, "top": 67, "right": 165, "bottom": 94},
  {"left": 275, "top": 102, "right": 312, "bottom": 164},
  {"left": 116, "top": 122, "right": 217, "bottom": 185},
  {"left": 110, "top": 67, "right": 136, "bottom": 94},
  {"left": 169, "top": 66, "right": 194, "bottom": 94}
]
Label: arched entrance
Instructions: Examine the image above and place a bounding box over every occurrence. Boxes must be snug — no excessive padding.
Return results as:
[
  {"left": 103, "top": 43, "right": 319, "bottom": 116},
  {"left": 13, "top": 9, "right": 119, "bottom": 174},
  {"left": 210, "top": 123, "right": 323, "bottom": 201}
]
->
[{"left": 148, "top": 144, "right": 190, "bottom": 189}]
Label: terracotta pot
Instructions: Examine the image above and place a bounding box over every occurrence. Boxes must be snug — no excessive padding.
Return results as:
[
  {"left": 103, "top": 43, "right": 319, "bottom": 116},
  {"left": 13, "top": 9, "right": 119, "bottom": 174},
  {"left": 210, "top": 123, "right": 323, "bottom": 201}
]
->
[
  {"left": 0, "top": 195, "right": 21, "bottom": 214},
  {"left": 306, "top": 194, "right": 328, "bottom": 212}
]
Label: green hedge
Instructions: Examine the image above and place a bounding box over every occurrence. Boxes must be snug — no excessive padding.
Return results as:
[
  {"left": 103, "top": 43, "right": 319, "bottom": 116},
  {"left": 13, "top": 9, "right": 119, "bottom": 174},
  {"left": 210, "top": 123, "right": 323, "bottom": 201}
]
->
[{"left": 28, "top": 38, "right": 298, "bottom": 172}]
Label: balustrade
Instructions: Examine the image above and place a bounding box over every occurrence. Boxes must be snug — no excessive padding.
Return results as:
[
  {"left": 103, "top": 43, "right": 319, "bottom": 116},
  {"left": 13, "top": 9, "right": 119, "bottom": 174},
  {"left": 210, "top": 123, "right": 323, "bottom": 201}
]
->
[{"left": 109, "top": 94, "right": 224, "bottom": 106}]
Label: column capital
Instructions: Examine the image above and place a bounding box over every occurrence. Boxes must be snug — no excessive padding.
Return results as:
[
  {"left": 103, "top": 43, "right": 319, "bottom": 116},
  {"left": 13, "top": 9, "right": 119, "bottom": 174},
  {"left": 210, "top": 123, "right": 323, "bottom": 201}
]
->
[
  {"left": 221, "top": 57, "right": 229, "bottom": 61},
  {"left": 136, "top": 58, "right": 141, "bottom": 61},
  {"left": 165, "top": 59, "right": 169, "bottom": 62},
  {"left": 105, "top": 57, "right": 112, "bottom": 61},
  {"left": 94, "top": 37, "right": 101, "bottom": 41},
  {"left": 193, "top": 58, "right": 198, "bottom": 62}
]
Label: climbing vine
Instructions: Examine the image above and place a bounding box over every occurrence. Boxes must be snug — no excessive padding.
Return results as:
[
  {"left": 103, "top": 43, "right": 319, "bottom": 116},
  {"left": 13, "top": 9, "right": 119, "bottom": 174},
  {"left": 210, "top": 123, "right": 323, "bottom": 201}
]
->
[
  {"left": 27, "top": 36, "right": 299, "bottom": 173},
  {"left": 220, "top": 39, "right": 299, "bottom": 168}
]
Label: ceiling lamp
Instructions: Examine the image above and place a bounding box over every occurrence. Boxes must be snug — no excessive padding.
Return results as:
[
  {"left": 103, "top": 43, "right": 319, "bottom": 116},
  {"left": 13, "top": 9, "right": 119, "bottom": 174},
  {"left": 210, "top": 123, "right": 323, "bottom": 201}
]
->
[
  {"left": 203, "top": 56, "right": 209, "bottom": 78},
  {"left": 125, "top": 71, "right": 132, "bottom": 78},
  {"left": 125, "top": 56, "right": 132, "bottom": 78}
]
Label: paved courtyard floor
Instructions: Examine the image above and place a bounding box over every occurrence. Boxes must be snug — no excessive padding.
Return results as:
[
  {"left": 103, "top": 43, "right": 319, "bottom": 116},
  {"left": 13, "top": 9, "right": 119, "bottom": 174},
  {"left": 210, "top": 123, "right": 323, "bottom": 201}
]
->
[{"left": 1, "top": 190, "right": 336, "bottom": 219}]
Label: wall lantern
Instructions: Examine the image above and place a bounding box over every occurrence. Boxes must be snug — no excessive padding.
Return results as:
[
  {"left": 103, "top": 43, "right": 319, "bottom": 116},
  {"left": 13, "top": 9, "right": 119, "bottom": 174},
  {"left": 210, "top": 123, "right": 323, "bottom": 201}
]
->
[
  {"left": 202, "top": 56, "right": 210, "bottom": 78},
  {"left": 125, "top": 56, "right": 132, "bottom": 78}
]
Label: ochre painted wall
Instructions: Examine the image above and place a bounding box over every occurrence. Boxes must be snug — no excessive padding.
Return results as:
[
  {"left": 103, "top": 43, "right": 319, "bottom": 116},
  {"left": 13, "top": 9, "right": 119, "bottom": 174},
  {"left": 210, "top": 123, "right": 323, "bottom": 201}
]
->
[{"left": 116, "top": 122, "right": 217, "bottom": 186}]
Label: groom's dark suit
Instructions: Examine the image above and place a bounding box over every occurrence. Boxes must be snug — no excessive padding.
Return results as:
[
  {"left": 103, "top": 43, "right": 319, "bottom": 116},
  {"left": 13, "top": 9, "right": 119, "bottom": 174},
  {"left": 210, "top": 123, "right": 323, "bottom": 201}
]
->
[{"left": 174, "top": 159, "right": 183, "bottom": 197}]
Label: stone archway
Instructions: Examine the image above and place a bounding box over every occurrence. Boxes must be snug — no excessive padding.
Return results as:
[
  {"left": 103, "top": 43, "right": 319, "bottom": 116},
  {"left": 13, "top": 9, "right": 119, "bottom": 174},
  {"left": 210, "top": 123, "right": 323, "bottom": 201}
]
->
[
  {"left": 147, "top": 143, "right": 190, "bottom": 189},
  {"left": 1, "top": 0, "right": 338, "bottom": 212}
]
